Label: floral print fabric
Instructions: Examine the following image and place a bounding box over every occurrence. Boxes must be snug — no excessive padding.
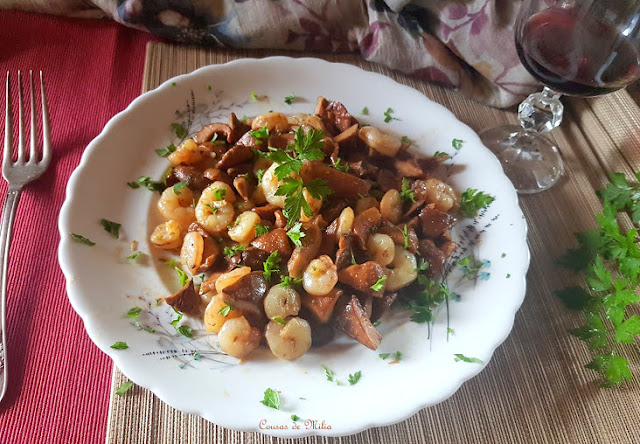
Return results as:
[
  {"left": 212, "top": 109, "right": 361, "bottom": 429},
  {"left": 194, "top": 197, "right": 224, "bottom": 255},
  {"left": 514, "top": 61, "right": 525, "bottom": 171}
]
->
[{"left": 7, "top": 0, "right": 539, "bottom": 107}]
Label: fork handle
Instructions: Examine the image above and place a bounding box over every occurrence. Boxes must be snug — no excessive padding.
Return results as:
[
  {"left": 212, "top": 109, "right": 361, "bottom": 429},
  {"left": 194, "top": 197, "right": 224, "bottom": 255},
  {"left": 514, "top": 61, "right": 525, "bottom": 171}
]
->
[{"left": 0, "top": 187, "right": 22, "bottom": 402}]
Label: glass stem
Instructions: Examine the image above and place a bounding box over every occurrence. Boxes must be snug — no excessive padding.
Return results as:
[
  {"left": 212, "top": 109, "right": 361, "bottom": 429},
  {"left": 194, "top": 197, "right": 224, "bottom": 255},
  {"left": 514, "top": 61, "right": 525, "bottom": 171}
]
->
[{"left": 517, "top": 86, "right": 564, "bottom": 135}]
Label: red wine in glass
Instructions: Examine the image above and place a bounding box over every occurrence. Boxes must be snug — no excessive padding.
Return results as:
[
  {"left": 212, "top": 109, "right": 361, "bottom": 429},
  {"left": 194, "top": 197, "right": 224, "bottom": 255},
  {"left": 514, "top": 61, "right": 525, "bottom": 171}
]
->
[{"left": 516, "top": 7, "right": 640, "bottom": 97}]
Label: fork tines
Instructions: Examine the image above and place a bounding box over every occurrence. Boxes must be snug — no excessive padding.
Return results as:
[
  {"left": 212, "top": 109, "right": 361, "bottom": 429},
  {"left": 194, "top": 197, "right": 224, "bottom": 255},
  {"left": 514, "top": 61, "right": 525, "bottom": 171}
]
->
[{"left": 4, "top": 71, "right": 51, "bottom": 169}]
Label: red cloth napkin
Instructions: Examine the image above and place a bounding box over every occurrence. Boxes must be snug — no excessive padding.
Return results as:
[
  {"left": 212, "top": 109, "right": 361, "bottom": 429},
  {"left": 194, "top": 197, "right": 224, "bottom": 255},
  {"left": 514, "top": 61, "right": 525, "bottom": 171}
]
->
[{"left": 0, "top": 11, "right": 153, "bottom": 443}]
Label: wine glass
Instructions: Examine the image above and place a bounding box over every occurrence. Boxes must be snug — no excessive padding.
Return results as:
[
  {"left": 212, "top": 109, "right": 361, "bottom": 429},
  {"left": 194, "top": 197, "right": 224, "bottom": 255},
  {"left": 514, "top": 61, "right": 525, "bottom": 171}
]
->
[{"left": 480, "top": 0, "right": 640, "bottom": 194}]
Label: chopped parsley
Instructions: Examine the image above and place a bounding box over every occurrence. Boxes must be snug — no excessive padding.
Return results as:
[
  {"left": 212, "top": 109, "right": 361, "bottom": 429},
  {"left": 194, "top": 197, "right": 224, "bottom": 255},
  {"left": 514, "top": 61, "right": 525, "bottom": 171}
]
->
[
  {"left": 402, "top": 225, "right": 410, "bottom": 249},
  {"left": 177, "top": 325, "right": 193, "bottom": 338},
  {"left": 452, "top": 138, "right": 464, "bottom": 150},
  {"left": 453, "top": 354, "right": 483, "bottom": 364},
  {"left": 174, "top": 266, "right": 189, "bottom": 286},
  {"left": 218, "top": 304, "right": 233, "bottom": 316},
  {"left": 286, "top": 222, "right": 306, "bottom": 247},
  {"left": 401, "top": 136, "right": 410, "bottom": 144},
  {"left": 249, "top": 125, "right": 269, "bottom": 142},
  {"left": 284, "top": 92, "right": 296, "bottom": 105},
  {"left": 172, "top": 182, "right": 188, "bottom": 195},
  {"left": 361, "top": 107, "right": 369, "bottom": 115},
  {"left": 400, "top": 178, "right": 415, "bottom": 203},
  {"left": 254, "top": 223, "right": 270, "bottom": 237},
  {"left": 433, "top": 150, "right": 450, "bottom": 158},
  {"left": 171, "top": 122, "right": 186, "bottom": 139},
  {"left": 460, "top": 188, "right": 495, "bottom": 217},
  {"left": 126, "top": 251, "right": 144, "bottom": 261},
  {"left": 115, "top": 381, "right": 134, "bottom": 396},
  {"left": 379, "top": 353, "right": 390, "bottom": 360},
  {"left": 277, "top": 177, "right": 332, "bottom": 228},
  {"left": 127, "top": 176, "right": 165, "bottom": 193},
  {"left": 272, "top": 316, "right": 287, "bottom": 326},
  {"left": 332, "top": 157, "right": 350, "bottom": 172},
  {"left": 155, "top": 143, "right": 176, "bottom": 157},
  {"left": 260, "top": 388, "right": 281, "bottom": 410},
  {"left": 501, "top": 253, "right": 507, "bottom": 258},
  {"left": 266, "top": 127, "right": 325, "bottom": 180},
  {"left": 250, "top": 90, "right": 258, "bottom": 101},
  {"left": 371, "top": 275, "right": 387, "bottom": 292},
  {"left": 383, "top": 107, "right": 399, "bottom": 123},
  {"left": 256, "top": 169, "right": 265, "bottom": 183},
  {"left": 263, "top": 251, "right": 281, "bottom": 281},
  {"left": 281, "top": 276, "right": 303, "bottom": 287},
  {"left": 213, "top": 188, "right": 227, "bottom": 201},
  {"left": 223, "top": 244, "right": 245, "bottom": 257},
  {"left": 322, "top": 364, "right": 338, "bottom": 384},
  {"left": 348, "top": 371, "right": 362, "bottom": 385},
  {"left": 458, "top": 256, "right": 491, "bottom": 281},
  {"left": 99, "top": 219, "right": 121, "bottom": 238},
  {"left": 70, "top": 233, "right": 95, "bottom": 246},
  {"left": 394, "top": 351, "right": 403, "bottom": 361},
  {"left": 291, "top": 414, "right": 301, "bottom": 422},
  {"left": 110, "top": 341, "right": 129, "bottom": 350},
  {"left": 170, "top": 308, "right": 183, "bottom": 326},
  {"left": 415, "top": 258, "right": 429, "bottom": 273}
]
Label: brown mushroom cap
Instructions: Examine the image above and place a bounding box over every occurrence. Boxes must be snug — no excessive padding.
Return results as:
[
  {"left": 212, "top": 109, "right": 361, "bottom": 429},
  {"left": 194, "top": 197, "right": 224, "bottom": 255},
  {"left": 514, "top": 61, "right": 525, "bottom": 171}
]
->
[
  {"left": 333, "top": 295, "right": 382, "bottom": 350},
  {"left": 195, "top": 123, "right": 233, "bottom": 144},
  {"left": 165, "top": 281, "right": 202, "bottom": 317}
]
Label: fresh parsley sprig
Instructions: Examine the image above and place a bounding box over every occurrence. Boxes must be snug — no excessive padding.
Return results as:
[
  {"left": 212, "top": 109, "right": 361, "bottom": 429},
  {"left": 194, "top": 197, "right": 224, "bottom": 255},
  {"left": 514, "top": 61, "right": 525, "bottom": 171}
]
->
[
  {"left": 556, "top": 172, "right": 640, "bottom": 387},
  {"left": 460, "top": 188, "right": 495, "bottom": 218}
]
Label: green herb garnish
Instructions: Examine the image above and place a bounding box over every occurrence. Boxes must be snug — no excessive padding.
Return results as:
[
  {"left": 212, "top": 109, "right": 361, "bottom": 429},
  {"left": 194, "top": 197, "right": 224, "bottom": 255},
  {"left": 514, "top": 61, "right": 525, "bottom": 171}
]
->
[
  {"left": 433, "top": 150, "right": 450, "bottom": 158},
  {"left": 223, "top": 244, "right": 245, "bottom": 257},
  {"left": 254, "top": 223, "right": 270, "bottom": 237},
  {"left": 284, "top": 92, "right": 296, "bottom": 105},
  {"left": 361, "top": 107, "right": 369, "bottom": 115},
  {"left": 400, "top": 178, "right": 415, "bottom": 203},
  {"left": 402, "top": 225, "right": 410, "bottom": 249},
  {"left": 155, "top": 143, "right": 176, "bottom": 157},
  {"left": 379, "top": 353, "right": 390, "bottom": 360},
  {"left": 291, "top": 414, "right": 301, "bottom": 422},
  {"left": 280, "top": 276, "right": 303, "bottom": 287},
  {"left": 115, "top": 381, "right": 134, "bottom": 396},
  {"left": 170, "top": 308, "right": 183, "bottom": 326},
  {"left": 452, "top": 138, "right": 464, "bottom": 150},
  {"left": 256, "top": 169, "right": 265, "bottom": 183},
  {"left": 70, "top": 233, "right": 95, "bottom": 246},
  {"left": 260, "top": 388, "right": 281, "bottom": 410},
  {"left": 218, "top": 304, "right": 233, "bottom": 316},
  {"left": 348, "top": 371, "right": 362, "bottom": 385},
  {"left": 110, "top": 341, "right": 129, "bottom": 350},
  {"left": 286, "top": 222, "right": 306, "bottom": 247},
  {"left": 250, "top": 91, "right": 258, "bottom": 101},
  {"left": 401, "top": 136, "right": 410, "bottom": 144},
  {"left": 126, "top": 251, "right": 143, "bottom": 261},
  {"left": 172, "top": 182, "right": 188, "bottom": 195},
  {"left": 127, "top": 176, "right": 165, "bottom": 193},
  {"left": 263, "top": 251, "right": 281, "bottom": 281},
  {"left": 371, "top": 276, "right": 387, "bottom": 292},
  {"left": 454, "top": 354, "right": 483, "bottom": 364},
  {"left": 171, "top": 122, "right": 186, "bottom": 139},
  {"left": 394, "top": 351, "right": 403, "bottom": 361},
  {"left": 126, "top": 307, "right": 142, "bottom": 318},
  {"left": 332, "top": 157, "right": 350, "bottom": 172},
  {"left": 383, "top": 107, "right": 399, "bottom": 123},
  {"left": 272, "top": 316, "right": 287, "bottom": 326},
  {"left": 177, "top": 325, "right": 193, "bottom": 338},
  {"left": 213, "top": 188, "right": 227, "bottom": 201},
  {"left": 460, "top": 188, "right": 495, "bottom": 218}
]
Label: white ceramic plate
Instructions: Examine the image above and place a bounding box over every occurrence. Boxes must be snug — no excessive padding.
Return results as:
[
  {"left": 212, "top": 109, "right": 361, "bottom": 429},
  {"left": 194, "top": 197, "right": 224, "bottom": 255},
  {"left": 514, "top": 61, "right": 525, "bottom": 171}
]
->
[{"left": 58, "top": 57, "right": 529, "bottom": 437}]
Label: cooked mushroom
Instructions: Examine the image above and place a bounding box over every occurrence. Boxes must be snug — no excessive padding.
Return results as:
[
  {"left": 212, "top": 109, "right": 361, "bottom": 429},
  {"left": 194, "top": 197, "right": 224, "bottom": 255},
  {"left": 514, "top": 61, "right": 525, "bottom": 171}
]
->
[
  {"left": 394, "top": 157, "right": 423, "bottom": 178},
  {"left": 216, "top": 145, "right": 253, "bottom": 170},
  {"left": 300, "top": 161, "right": 369, "bottom": 200},
  {"left": 417, "top": 239, "right": 446, "bottom": 277},
  {"left": 233, "top": 174, "right": 253, "bottom": 201},
  {"left": 241, "top": 246, "right": 270, "bottom": 271},
  {"left": 376, "top": 168, "right": 402, "bottom": 193},
  {"left": 333, "top": 123, "right": 359, "bottom": 148},
  {"left": 338, "top": 261, "right": 387, "bottom": 296},
  {"left": 222, "top": 271, "right": 268, "bottom": 326},
  {"left": 352, "top": 207, "right": 381, "bottom": 250},
  {"left": 165, "top": 281, "right": 202, "bottom": 317},
  {"left": 251, "top": 204, "right": 279, "bottom": 221},
  {"left": 333, "top": 295, "right": 382, "bottom": 350},
  {"left": 302, "top": 287, "right": 343, "bottom": 323},
  {"left": 371, "top": 292, "right": 397, "bottom": 323},
  {"left": 170, "top": 166, "right": 211, "bottom": 191},
  {"left": 203, "top": 168, "right": 233, "bottom": 186},
  {"left": 377, "top": 222, "right": 419, "bottom": 254},
  {"left": 195, "top": 123, "right": 233, "bottom": 144},
  {"left": 228, "top": 112, "right": 251, "bottom": 143},
  {"left": 251, "top": 228, "right": 292, "bottom": 258},
  {"left": 287, "top": 222, "right": 322, "bottom": 277},
  {"left": 334, "top": 234, "right": 355, "bottom": 270},
  {"left": 419, "top": 206, "right": 457, "bottom": 238}
]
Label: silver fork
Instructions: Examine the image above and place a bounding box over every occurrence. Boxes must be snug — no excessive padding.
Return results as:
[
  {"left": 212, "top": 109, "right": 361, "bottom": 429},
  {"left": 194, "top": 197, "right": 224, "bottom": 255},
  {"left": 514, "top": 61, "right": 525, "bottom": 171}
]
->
[{"left": 0, "top": 71, "right": 51, "bottom": 402}]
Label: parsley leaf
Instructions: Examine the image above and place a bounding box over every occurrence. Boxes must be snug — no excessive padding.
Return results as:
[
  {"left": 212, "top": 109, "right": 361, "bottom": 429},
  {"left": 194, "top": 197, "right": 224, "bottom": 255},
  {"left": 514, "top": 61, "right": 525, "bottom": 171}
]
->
[
  {"left": 249, "top": 125, "right": 269, "bottom": 142},
  {"left": 171, "top": 123, "right": 186, "bottom": 139},
  {"left": 256, "top": 169, "right": 265, "bottom": 183},
  {"left": 322, "top": 364, "right": 336, "bottom": 383},
  {"left": 170, "top": 308, "right": 183, "bottom": 326},
  {"left": 115, "top": 381, "right": 134, "bottom": 396},
  {"left": 250, "top": 91, "right": 258, "bottom": 101},
  {"left": 110, "top": 341, "right": 129, "bottom": 350},
  {"left": 172, "top": 182, "right": 188, "bottom": 195},
  {"left": 383, "top": 107, "right": 399, "bottom": 123},
  {"left": 177, "top": 325, "right": 193, "bottom": 338},
  {"left": 213, "top": 188, "right": 227, "bottom": 201},
  {"left": 99, "top": 219, "right": 121, "bottom": 238},
  {"left": 460, "top": 188, "right": 495, "bottom": 217},
  {"left": 126, "top": 251, "right": 143, "bottom": 261},
  {"left": 263, "top": 251, "right": 281, "bottom": 281},
  {"left": 128, "top": 176, "right": 165, "bottom": 193},
  {"left": 155, "top": 143, "right": 176, "bottom": 157},
  {"left": 453, "top": 354, "right": 483, "bottom": 364},
  {"left": 272, "top": 315, "right": 287, "bottom": 326},
  {"left": 223, "top": 244, "right": 245, "bottom": 257},
  {"left": 218, "top": 304, "right": 233, "bottom": 316},
  {"left": 291, "top": 414, "right": 301, "bottom": 422},
  {"left": 394, "top": 351, "right": 403, "bottom": 361},
  {"left": 348, "top": 371, "right": 362, "bottom": 385},
  {"left": 281, "top": 276, "right": 303, "bottom": 287},
  {"left": 260, "top": 388, "right": 281, "bottom": 410},
  {"left": 361, "top": 107, "right": 369, "bottom": 115},
  {"left": 255, "top": 223, "right": 270, "bottom": 237},
  {"left": 286, "top": 222, "right": 306, "bottom": 247},
  {"left": 284, "top": 92, "right": 296, "bottom": 105},
  {"left": 379, "top": 353, "right": 390, "bottom": 360},
  {"left": 371, "top": 275, "right": 387, "bottom": 292},
  {"left": 332, "top": 157, "right": 350, "bottom": 172},
  {"left": 452, "top": 138, "right": 464, "bottom": 150},
  {"left": 402, "top": 225, "right": 410, "bottom": 249},
  {"left": 174, "top": 267, "right": 189, "bottom": 286},
  {"left": 400, "top": 178, "right": 415, "bottom": 203},
  {"left": 401, "top": 136, "right": 410, "bottom": 144},
  {"left": 70, "top": 233, "right": 95, "bottom": 246}
]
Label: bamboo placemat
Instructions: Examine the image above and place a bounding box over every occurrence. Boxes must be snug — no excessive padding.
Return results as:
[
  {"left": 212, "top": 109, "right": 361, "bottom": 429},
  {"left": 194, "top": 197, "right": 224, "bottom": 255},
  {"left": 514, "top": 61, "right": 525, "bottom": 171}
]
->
[{"left": 106, "top": 42, "right": 640, "bottom": 444}]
